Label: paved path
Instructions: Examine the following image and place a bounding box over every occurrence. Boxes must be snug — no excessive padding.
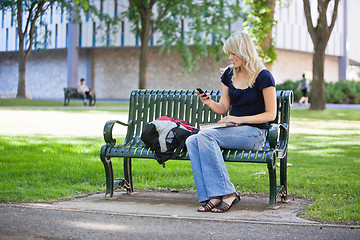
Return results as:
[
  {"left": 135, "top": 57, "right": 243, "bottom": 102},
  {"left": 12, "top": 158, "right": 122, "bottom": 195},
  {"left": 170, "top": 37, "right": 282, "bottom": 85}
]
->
[{"left": 1, "top": 191, "right": 359, "bottom": 240}]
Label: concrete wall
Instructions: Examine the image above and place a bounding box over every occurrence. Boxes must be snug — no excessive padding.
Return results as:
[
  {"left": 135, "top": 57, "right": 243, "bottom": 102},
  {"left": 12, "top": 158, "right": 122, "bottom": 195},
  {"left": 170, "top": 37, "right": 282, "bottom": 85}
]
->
[
  {"left": 272, "top": 49, "right": 339, "bottom": 83},
  {"left": 0, "top": 49, "right": 87, "bottom": 99}
]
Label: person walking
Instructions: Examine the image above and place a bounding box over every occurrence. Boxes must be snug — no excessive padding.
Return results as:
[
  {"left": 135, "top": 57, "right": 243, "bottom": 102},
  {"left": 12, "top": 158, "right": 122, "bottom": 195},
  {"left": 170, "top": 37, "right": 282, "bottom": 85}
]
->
[
  {"left": 185, "top": 32, "right": 277, "bottom": 213},
  {"left": 297, "top": 74, "right": 310, "bottom": 106}
]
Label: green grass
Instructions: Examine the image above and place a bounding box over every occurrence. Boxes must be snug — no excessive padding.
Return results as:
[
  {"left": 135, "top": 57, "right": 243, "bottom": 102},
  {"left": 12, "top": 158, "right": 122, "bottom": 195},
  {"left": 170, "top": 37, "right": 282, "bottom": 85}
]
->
[
  {"left": 0, "top": 107, "right": 359, "bottom": 224},
  {"left": 0, "top": 136, "right": 106, "bottom": 201}
]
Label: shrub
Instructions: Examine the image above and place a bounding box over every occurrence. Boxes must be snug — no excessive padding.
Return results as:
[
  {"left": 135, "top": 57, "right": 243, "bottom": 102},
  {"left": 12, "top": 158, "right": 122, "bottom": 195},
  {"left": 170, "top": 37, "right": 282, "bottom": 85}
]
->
[{"left": 276, "top": 80, "right": 304, "bottom": 102}]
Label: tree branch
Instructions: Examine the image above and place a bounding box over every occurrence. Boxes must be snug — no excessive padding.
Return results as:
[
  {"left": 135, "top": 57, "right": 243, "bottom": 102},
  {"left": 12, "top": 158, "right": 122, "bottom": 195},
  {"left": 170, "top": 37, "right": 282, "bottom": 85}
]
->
[
  {"left": 150, "top": 0, "right": 181, "bottom": 38},
  {"left": 16, "top": 0, "right": 23, "bottom": 40},
  {"left": 26, "top": 1, "right": 45, "bottom": 56},
  {"left": 23, "top": 2, "right": 36, "bottom": 37},
  {"left": 303, "top": 0, "right": 316, "bottom": 40},
  {"left": 328, "top": 0, "right": 339, "bottom": 34}
]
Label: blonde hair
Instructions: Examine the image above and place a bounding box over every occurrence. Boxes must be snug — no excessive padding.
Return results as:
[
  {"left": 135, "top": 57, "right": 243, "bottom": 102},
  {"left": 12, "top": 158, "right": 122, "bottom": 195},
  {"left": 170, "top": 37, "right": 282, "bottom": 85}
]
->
[{"left": 222, "top": 32, "right": 265, "bottom": 88}]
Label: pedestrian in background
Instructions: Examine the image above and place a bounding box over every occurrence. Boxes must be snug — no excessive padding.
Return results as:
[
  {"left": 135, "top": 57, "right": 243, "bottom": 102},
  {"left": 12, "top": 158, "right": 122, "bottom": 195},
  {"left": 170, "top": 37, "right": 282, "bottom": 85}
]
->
[{"left": 297, "top": 74, "right": 309, "bottom": 106}]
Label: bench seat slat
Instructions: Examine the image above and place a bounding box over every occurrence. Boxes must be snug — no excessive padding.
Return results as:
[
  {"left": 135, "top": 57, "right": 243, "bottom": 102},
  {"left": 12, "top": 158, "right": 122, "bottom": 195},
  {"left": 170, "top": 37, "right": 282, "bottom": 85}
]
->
[{"left": 106, "top": 143, "right": 273, "bottom": 164}]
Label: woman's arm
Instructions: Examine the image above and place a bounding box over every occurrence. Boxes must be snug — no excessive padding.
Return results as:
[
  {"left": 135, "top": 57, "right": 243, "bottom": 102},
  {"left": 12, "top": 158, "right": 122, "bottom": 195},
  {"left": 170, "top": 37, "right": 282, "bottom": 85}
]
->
[
  {"left": 218, "top": 86, "right": 277, "bottom": 124},
  {"left": 199, "top": 84, "right": 231, "bottom": 115}
]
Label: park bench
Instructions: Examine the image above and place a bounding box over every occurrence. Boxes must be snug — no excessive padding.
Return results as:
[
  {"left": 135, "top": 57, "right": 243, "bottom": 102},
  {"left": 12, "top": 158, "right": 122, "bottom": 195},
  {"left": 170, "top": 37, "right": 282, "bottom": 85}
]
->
[
  {"left": 63, "top": 87, "right": 96, "bottom": 106},
  {"left": 100, "top": 89, "right": 293, "bottom": 207}
]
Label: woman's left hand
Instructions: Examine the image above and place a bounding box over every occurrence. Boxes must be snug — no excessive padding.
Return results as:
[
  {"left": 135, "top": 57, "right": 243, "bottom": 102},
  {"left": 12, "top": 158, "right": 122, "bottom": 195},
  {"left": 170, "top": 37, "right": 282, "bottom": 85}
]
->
[{"left": 218, "top": 115, "right": 237, "bottom": 123}]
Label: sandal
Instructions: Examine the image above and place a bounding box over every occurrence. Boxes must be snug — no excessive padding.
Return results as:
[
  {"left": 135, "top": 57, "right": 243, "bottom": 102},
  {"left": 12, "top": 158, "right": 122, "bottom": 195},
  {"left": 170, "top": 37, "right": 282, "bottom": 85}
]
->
[
  {"left": 197, "top": 196, "right": 222, "bottom": 212},
  {"left": 212, "top": 193, "right": 240, "bottom": 213}
]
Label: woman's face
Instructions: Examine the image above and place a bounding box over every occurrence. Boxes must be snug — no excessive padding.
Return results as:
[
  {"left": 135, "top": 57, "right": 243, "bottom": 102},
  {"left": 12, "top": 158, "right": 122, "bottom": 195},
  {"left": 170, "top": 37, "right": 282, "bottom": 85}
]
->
[{"left": 228, "top": 52, "right": 243, "bottom": 68}]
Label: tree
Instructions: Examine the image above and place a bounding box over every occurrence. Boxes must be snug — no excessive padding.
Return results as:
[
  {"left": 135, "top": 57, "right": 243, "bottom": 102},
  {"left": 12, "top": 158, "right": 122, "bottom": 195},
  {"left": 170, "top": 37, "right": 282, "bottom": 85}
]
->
[
  {"left": 303, "top": 0, "right": 340, "bottom": 110},
  {"left": 243, "top": 0, "right": 277, "bottom": 69},
  {"left": 0, "top": 0, "right": 98, "bottom": 98},
  {"left": 125, "top": 0, "right": 243, "bottom": 89},
  {"left": 1, "top": 1, "right": 53, "bottom": 98}
]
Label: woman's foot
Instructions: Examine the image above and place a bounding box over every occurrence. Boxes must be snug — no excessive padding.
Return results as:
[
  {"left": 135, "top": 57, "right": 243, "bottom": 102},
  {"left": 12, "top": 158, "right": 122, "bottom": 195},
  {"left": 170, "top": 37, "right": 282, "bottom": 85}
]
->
[
  {"left": 197, "top": 196, "right": 222, "bottom": 212},
  {"left": 211, "top": 193, "right": 240, "bottom": 213}
]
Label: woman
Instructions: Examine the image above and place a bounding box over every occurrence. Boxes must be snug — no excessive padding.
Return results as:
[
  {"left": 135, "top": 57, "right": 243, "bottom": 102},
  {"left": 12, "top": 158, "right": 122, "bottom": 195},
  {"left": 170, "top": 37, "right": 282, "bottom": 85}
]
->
[{"left": 185, "top": 32, "right": 277, "bottom": 213}]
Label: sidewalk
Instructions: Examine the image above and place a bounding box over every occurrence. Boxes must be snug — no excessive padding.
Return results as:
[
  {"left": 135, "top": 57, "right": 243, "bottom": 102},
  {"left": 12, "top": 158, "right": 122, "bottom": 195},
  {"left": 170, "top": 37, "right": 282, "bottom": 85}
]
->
[
  {"left": 2, "top": 190, "right": 359, "bottom": 240},
  {"left": 14, "top": 190, "right": 315, "bottom": 226},
  {"left": 292, "top": 102, "right": 360, "bottom": 110}
]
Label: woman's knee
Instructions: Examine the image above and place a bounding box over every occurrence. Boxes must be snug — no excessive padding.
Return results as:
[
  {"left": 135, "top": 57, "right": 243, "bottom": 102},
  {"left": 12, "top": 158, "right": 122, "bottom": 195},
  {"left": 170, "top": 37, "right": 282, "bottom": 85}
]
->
[{"left": 185, "top": 134, "right": 197, "bottom": 147}]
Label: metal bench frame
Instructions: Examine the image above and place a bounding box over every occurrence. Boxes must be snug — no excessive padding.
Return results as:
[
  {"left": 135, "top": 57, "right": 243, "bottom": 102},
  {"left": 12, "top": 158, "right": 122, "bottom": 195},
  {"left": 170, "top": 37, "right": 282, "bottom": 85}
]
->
[
  {"left": 63, "top": 87, "right": 96, "bottom": 106},
  {"left": 100, "top": 89, "right": 293, "bottom": 207}
]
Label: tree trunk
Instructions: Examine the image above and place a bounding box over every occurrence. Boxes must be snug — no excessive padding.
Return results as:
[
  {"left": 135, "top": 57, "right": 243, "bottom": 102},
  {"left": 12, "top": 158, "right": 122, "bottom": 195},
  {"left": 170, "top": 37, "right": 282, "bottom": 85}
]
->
[
  {"left": 16, "top": 0, "right": 26, "bottom": 98},
  {"left": 138, "top": 5, "right": 152, "bottom": 90},
  {"left": 310, "top": 45, "right": 326, "bottom": 110},
  {"left": 262, "top": 0, "right": 276, "bottom": 71},
  {"left": 17, "top": 53, "right": 27, "bottom": 98},
  {"left": 139, "top": 40, "right": 149, "bottom": 89}
]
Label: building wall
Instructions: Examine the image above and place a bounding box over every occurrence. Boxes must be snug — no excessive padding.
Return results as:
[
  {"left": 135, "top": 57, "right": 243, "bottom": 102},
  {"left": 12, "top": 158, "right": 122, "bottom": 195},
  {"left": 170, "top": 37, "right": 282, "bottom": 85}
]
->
[{"left": 272, "top": 49, "right": 339, "bottom": 83}]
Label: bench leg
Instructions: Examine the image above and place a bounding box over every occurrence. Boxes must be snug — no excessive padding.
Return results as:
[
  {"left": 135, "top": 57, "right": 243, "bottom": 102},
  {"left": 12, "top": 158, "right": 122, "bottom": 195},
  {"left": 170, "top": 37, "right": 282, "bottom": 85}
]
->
[
  {"left": 280, "top": 155, "right": 288, "bottom": 202},
  {"left": 124, "top": 157, "right": 134, "bottom": 193},
  {"left": 267, "top": 153, "right": 277, "bottom": 207},
  {"left": 100, "top": 146, "right": 114, "bottom": 198}
]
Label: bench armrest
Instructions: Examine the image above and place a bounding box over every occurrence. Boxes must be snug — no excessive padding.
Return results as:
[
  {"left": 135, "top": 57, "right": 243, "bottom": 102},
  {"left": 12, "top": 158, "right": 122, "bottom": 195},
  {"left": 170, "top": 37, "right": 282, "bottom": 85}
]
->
[
  {"left": 103, "top": 120, "right": 131, "bottom": 145},
  {"left": 268, "top": 122, "right": 289, "bottom": 158},
  {"left": 268, "top": 123, "right": 279, "bottom": 149}
]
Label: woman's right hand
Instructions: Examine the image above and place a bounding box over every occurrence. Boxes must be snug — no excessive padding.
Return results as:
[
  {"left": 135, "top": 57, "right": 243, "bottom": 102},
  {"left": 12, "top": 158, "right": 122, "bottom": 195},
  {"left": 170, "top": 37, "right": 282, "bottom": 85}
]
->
[{"left": 198, "top": 91, "right": 212, "bottom": 105}]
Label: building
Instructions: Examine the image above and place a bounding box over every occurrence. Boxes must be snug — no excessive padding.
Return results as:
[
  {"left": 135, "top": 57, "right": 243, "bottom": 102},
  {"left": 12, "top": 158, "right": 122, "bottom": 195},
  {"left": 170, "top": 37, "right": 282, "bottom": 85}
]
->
[{"left": 0, "top": 0, "right": 359, "bottom": 99}]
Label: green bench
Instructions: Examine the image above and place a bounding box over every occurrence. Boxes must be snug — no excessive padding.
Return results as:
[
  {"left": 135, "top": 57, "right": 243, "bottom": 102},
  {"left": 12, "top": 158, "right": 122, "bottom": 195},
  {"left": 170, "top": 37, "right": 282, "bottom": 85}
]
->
[
  {"left": 63, "top": 87, "right": 96, "bottom": 106},
  {"left": 100, "top": 89, "right": 293, "bottom": 207}
]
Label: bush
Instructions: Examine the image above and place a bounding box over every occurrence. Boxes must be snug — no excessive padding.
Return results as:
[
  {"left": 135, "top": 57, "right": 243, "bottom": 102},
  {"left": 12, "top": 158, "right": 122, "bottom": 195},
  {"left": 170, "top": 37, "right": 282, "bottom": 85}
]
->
[
  {"left": 277, "top": 79, "right": 360, "bottom": 104},
  {"left": 276, "top": 80, "right": 303, "bottom": 102}
]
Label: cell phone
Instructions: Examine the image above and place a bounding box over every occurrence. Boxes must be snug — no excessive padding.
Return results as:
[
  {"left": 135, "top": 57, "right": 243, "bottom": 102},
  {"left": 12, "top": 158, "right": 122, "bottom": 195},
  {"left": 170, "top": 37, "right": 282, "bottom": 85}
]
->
[{"left": 196, "top": 88, "right": 209, "bottom": 99}]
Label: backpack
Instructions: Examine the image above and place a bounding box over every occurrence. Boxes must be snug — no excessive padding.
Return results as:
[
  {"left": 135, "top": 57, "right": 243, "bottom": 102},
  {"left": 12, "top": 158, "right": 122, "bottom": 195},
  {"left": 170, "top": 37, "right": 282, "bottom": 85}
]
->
[{"left": 140, "top": 116, "right": 199, "bottom": 167}]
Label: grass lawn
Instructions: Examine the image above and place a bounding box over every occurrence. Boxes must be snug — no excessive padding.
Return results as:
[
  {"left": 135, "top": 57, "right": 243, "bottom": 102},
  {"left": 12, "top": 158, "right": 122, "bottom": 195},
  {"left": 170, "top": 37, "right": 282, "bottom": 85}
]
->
[{"left": 0, "top": 105, "right": 359, "bottom": 225}]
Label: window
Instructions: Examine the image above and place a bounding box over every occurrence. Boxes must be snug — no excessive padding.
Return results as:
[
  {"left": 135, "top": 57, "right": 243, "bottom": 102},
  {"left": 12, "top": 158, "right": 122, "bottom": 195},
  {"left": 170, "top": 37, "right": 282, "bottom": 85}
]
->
[
  {"left": 6, "top": 28, "right": 9, "bottom": 51},
  {"left": 121, "top": 21, "right": 124, "bottom": 46},
  {"left": 15, "top": 27, "right": 18, "bottom": 50},
  {"left": 92, "top": 22, "right": 96, "bottom": 47},
  {"left": 55, "top": 24, "right": 58, "bottom": 48},
  {"left": 66, "top": 23, "right": 68, "bottom": 47},
  {"left": 79, "top": 23, "right": 82, "bottom": 47},
  {"left": 2, "top": 10, "right": 4, "bottom": 28}
]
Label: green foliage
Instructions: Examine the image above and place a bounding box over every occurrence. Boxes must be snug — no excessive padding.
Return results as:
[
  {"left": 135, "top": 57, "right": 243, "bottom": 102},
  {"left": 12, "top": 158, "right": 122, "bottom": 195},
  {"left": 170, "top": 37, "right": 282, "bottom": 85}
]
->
[
  {"left": 0, "top": 1, "right": 114, "bottom": 50},
  {"left": 276, "top": 80, "right": 360, "bottom": 104},
  {"left": 325, "top": 80, "right": 360, "bottom": 104},
  {"left": 125, "top": 0, "right": 243, "bottom": 72},
  {"left": 0, "top": 136, "right": 105, "bottom": 202},
  {"left": 276, "top": 80, "right": 303, "bottom": 102},
  {"left": 243, "top": 0, "right": 277, "bottom": 64}
]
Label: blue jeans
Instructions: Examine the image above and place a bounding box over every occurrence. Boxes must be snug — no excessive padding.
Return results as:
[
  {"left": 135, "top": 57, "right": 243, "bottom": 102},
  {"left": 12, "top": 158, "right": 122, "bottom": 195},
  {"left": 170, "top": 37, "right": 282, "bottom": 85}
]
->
[
  {"left": 80, "top": 93, "right": 93, "bottom": 102},
  {"left": 185, "top": 125, "right": 267, "bottom": 203}
]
